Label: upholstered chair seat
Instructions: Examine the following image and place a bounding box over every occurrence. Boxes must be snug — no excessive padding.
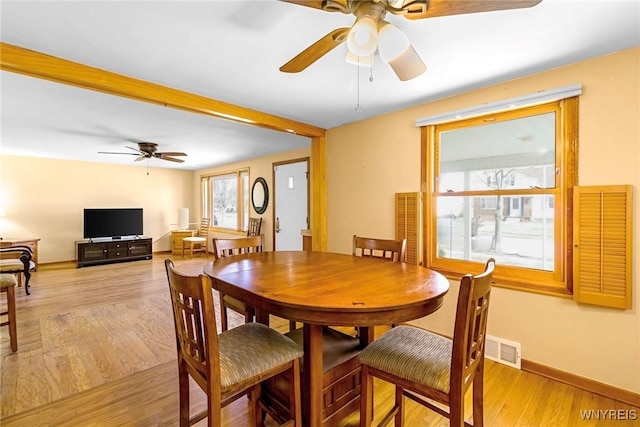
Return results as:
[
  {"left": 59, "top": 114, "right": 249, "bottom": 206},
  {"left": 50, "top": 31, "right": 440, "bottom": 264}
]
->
[
  {"left": 358, "top": 325, "right": 453, "bottom": 394},
  {"left": 217, "top": 322, "right": 303, "bottom": 393}
]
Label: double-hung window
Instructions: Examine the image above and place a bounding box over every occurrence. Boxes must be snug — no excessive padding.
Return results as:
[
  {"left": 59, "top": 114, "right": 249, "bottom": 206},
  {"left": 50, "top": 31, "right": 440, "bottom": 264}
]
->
[
  {"left": 424, "top": 99, "right": 578, "bottom": 295},
  {"left": 201, "top": 169, "right": 249, "bottom": 232}
]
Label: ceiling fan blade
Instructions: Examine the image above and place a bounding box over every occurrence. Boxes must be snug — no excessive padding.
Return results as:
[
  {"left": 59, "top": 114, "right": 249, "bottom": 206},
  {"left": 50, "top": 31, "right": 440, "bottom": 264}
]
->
[
  {"left": 125, "top": 145, "right": 144, "bottom": 154},
  {"left": 397, "top": 0, "right": 542, "bottom": 20},
  {"left": 134, "top": 155, "right": 147, "bottom": 162},
  {"left": 279, "top": 0, "right": 349, "bottom": 13},
  {"left": 159, "top": 156, "right": 185, "bottom": 163},
  {"left": 386, "top": 43, "right": 427, "bottom": 81},
  {"left": 280, "top": 27, "right": 350, "bottom": 73},
  {"left": 157, "top": 152, "right": 187, "bottom": 157},
  {"left": 97, "top": 151, "right": 140, "bottom": 156}
]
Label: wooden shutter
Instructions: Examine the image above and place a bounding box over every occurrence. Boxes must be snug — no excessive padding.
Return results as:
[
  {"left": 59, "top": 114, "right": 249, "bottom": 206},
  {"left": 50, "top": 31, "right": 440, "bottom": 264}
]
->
[
  {"left": 573, "top": 185, "right": 633, "bottom": 309},
  {"left": 395, "top": 192, "right": 422, "bottom": 265}
]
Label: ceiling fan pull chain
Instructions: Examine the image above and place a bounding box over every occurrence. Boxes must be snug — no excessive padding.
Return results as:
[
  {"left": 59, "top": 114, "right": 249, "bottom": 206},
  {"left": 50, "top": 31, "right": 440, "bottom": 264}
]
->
[{"left": 369, "top": 54, "right": 374, "bottom": 82}]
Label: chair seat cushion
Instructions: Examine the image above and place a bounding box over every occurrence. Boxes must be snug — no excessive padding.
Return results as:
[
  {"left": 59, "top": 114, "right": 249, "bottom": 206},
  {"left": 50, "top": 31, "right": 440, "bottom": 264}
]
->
[
  {"left": 0, "top": 273, "right": 18, "bottom": 288},
  {"left": 358, "top": 325, "right": 453, "bottom": 393},
  {"left": 223, "top": 295, "right": 252, "bottom": 313},
  {"left": 218, "top": 322, "right": 303, "bottom": 391},
  {"left": 0, "top": 259, "right": 34, "bottom": 272},
  {"left": 183, "top": 237, "right": 206, "bottom": 243}
]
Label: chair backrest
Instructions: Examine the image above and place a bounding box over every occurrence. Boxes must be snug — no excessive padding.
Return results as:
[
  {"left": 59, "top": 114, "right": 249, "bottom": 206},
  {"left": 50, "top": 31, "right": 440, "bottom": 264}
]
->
[
  {"left": 213, "top": 235, "right": 264, "bottom": 259},
  {"left": 198, "top": 218, "right": 211, "bottom": 238},
  {"left": 451, "top": 258, "right": 495, "bottom": 394},
  {"left": 247, "top": 217, "right": 263, "bottom": 237},
  {"left": 164, "top": 259, "right": 221, "bottom": 396},
  {"left": 352, "top": 235, "right": 407, "bottom": 263}
]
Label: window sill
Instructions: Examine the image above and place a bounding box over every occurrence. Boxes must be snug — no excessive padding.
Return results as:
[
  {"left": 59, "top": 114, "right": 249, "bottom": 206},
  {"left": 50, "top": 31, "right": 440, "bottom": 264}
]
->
[
  {"left": 210, "top": 227, "right": 246, "bottom": 237},
  {"left": 434, "top": 267, "right": 573, "bottom": 299}
]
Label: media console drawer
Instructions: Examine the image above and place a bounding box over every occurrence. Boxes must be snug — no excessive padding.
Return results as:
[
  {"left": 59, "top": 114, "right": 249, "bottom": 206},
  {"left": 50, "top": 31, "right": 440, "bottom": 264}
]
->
[{"left": 76, "top": 238, "right": 152, "bottom": 268}]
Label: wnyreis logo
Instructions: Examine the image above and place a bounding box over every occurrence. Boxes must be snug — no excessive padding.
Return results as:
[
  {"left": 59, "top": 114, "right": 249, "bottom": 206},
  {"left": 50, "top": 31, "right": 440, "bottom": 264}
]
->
[{"left": 580, "top": 409, "right": 637, "bottom": 421}]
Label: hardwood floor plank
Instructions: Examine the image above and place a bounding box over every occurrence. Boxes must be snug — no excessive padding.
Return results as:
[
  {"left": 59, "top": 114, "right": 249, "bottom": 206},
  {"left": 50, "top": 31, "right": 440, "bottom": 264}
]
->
[{"left": 1, "top": 256, "right": 639, "bottom": 426}]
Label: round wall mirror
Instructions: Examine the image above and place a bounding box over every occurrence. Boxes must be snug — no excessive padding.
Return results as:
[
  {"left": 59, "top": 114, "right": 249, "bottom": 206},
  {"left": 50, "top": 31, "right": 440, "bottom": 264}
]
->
[{"left": 251, "top": 177, "right": 269, "bottom": 214}]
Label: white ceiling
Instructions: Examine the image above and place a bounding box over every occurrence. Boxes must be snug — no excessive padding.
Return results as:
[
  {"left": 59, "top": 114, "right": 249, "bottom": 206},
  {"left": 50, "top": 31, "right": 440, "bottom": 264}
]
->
[{"left": 1, "top": 0, "right": 639, "bottom": 170}]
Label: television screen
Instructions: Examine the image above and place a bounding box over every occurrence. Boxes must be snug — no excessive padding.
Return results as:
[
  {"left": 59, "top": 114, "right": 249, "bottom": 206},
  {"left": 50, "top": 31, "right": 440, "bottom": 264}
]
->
[{"left": 83, "top": 208, "right": 143, "bottom": 239}]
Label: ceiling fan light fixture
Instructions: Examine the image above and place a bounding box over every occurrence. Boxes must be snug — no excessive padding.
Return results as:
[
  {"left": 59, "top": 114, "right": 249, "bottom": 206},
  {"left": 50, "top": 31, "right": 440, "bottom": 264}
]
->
[
  {"left": 347, "top": 17, "right": 378, "bottom": 57},
  {"left": 387, "top": 44, "right": 427, "bottom": 81},
  {"left": 377, "top": 22, "right": 411, "bottom": 63},
  {"left": 345, "top": 50, "right": 373, "bottom": 67}
]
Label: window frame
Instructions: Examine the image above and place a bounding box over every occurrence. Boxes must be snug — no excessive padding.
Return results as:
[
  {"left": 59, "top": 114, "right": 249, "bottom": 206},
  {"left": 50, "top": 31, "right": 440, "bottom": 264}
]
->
[
  {"left": 200, "top": 168, "right": 250, "bottom": 233},
  {"left": 421, "top": 98, "right": 578, "bottom": 296}
]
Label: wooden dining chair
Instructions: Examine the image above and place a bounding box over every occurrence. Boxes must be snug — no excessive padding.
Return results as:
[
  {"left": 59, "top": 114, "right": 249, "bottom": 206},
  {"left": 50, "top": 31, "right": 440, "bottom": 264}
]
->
[
  {"left": 182, "top": 218, "right": 210, "bottom": 259},
  {"left": 0, "top": 273, "right": 18, "bottom": 352},
  {"left": 353, "top": 235, "right": 407, "bottom": 263},
  {"left": 164, "top": 259, "right": 303, "bottom": 427},
  {"left": 212, "top": 235, "right": 263, "bottom": 332},
  {"left": 358, "top": 258, "right": 496, "bottom": 427},
  {"left": 247, "top": 217, "right": 262, "bottom": 237},
  {"left": 352, "top": 235, "right": 407, "bottom": 333}
]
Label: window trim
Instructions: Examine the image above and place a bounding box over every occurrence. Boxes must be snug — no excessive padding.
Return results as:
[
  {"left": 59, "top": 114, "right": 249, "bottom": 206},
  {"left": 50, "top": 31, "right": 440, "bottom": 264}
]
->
[
  {"left": 421, "top": 97, "right": 578, "bottom": 297},
  {"left": 200, "top": 168, "right": 250, "bottom": 233}
]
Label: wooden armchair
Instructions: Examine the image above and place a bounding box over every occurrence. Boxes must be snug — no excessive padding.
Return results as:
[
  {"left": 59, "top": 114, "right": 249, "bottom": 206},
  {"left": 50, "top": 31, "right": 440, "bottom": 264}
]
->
[{"left": 0, "top": 245, "right": 34, "bottom": 295}]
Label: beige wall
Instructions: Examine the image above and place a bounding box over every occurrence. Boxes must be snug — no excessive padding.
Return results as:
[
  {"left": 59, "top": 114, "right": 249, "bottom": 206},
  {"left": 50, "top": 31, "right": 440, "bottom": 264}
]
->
[
  {"left": 0, "top": 155, "right": 194, "bottom": 262},
  {"left": 326, "top": 47, "right": 640, "bottom": 393},
  {"left": 195, "top": 146, "right": 311, "bottom": 252}
]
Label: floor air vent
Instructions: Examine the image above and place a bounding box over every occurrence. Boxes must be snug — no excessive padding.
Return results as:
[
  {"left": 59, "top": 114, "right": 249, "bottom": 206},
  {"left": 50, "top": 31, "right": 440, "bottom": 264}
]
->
[{"left": 485, "top": 335, "right": 521, "bottom": 369}]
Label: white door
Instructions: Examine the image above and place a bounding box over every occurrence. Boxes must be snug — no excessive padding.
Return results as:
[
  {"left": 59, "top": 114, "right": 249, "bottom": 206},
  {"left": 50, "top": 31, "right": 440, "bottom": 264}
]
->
[{"left": 274, "top": 160, "right": 308, "bottom": 250}]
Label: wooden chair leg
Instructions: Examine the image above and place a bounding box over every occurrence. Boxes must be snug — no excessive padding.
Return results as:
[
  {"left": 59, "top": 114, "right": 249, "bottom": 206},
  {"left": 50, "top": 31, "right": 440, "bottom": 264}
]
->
[
  {"left": 473, "top": 363, "right": 485, "bottom": 427},
  {"left": 220, "top": 294, "right": 229, "bottom": 332},
  {"left": 449, "top": 390, "right": 465, "bottom": 427},
  {"left": 360, "top": 365, "right": 373, "bottom": 427},
  {"left": 290, "top": 359, "right": 302, "bottom": 427},
  {"left": 177, "top": 359, "right": 190, "bottom": 427},
  {"left": 7, "top": 285, "right": 16, "bottom": 352},
  {"left": 1, "top": 285, "right": 18, "bottom": 352},
  {"left": 394, "top": 386, "right": 404, "bottom": 426},
  {"left": 251, "top": 383, "right": 263, "bottom": 427}
]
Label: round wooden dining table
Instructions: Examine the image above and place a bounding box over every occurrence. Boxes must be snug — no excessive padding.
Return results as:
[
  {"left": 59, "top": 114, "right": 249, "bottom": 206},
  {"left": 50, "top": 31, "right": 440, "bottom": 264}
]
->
[{"left": 204, "top": 250, "right": 449, "bottom": 427}]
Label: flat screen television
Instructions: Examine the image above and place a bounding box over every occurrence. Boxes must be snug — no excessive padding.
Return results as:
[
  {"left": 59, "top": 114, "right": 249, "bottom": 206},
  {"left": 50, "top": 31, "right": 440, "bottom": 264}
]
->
[{"left": 83, "top": 208, "right": 143, "bottom": 240}]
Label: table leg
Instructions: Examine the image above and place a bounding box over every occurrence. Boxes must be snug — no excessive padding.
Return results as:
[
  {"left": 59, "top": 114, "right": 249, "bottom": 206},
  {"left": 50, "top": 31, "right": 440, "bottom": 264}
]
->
[
  {"left": 303, "top": 324, "right": 323, "bottom": 427},
  {"left": 359, "top": 326, "right": 374, "bottom": 424},
  {"left": 255, "top": 308, "right": 269, "bottom": 325}
]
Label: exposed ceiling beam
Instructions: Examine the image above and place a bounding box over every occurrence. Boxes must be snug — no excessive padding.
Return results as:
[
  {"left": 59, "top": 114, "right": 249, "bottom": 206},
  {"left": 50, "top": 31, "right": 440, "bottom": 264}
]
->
[{"left": 0, "top": 42, "right": 326, "bottom": 139}]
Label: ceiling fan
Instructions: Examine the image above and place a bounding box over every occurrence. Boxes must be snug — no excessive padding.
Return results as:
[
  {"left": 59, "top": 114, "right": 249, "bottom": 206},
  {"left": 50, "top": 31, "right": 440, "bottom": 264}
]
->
[
  {"left": 279, "top": 0, "right": 542, "bottom": 81},
  {"left": 98, "top": 142, "right": 187, "bottom": 163}
]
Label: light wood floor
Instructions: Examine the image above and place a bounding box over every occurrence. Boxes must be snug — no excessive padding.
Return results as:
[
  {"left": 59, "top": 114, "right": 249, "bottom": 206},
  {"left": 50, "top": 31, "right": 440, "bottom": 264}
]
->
[{"left": 1, "top": 256, "right": 638, "bottom": 426}]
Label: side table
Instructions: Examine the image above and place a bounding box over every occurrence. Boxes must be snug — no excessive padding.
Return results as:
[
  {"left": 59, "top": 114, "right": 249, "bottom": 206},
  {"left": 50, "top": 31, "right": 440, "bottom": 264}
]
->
[{"left": 170, "top": 230, "right": 195, "bottom": 255}]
